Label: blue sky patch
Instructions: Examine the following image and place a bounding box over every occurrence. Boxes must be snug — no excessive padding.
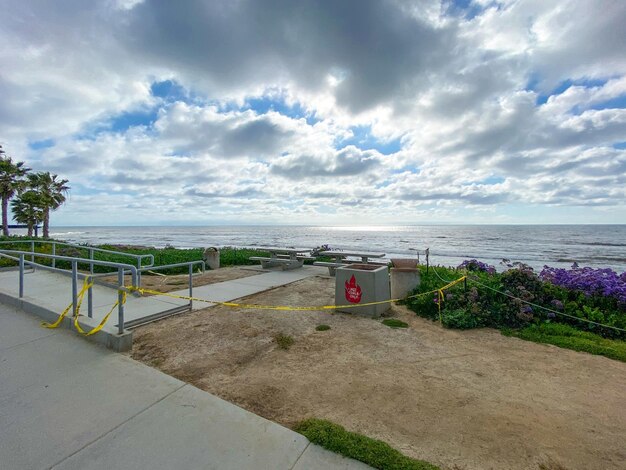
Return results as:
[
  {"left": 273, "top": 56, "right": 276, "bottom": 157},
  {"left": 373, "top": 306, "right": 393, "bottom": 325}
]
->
[
  {"left": 150, "top": 79, "right": 189, "bottom": 102},
  {"left": 243, "top": 96, "right": 320, "bottom": 125},
  {"left": 110, "top": 108, "right": 159, "bottom": 133},
  {"left": 588, "top": 95, "right": 626, "bottom": 111},
  {"left": 337, "top": 125, "right": 402, "bottom": 155},
  {"left": 462, "top": 175, "right": 505, "bottom": 186},
  {"left": 533, "top": 77, "right": 609, "bottom": 105},
  {"left": 391, "top": 165, "right": 419, "bottom": 174},
  {"left": 446, "top": 0, "right": 493, "bottom": 20},
  {"left": 480, "top": 175, "right": 505, "bottom": 185},
  {"left": 613, "top": 142, "right": 626, "bottom": 150},
  {"left": 28, "top": 139, "right": 55, "bottom": 150}
]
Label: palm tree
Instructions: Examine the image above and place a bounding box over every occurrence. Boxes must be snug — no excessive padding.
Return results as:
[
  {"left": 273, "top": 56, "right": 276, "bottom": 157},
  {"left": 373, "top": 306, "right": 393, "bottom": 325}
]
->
[
  {"left": 0, "top": 145, "right": 31, "bottom": 236},
  {"left": 11, "top": 191, "right": 44, "bottom": 237},
  {"left": 28, "top": 172, "right": 70, "bottom": 238}
]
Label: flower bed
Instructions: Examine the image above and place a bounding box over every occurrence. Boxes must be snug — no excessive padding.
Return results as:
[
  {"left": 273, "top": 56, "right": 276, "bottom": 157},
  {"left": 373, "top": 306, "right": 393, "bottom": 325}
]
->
[{"left": 407, "top": 261, "right": 626, "bottom": 340}]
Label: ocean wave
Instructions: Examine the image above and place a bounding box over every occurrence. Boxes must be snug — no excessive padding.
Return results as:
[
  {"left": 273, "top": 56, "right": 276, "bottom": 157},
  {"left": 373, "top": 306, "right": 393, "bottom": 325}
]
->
[{"left": 50, "top": 231, "right": 86, "bottom": 236}]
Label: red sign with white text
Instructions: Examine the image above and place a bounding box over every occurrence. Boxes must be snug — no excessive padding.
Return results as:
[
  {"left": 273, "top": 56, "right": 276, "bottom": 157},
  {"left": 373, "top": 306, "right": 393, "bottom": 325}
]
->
[{"left": 344, "top": 275, "right": 362, "bottom": 303}]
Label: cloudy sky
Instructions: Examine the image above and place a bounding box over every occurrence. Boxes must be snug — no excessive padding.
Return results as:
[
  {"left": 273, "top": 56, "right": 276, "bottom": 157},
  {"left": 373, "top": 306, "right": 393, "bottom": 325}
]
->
[{"left": 1, "top": 0, "right": 625, "bottom": 226}]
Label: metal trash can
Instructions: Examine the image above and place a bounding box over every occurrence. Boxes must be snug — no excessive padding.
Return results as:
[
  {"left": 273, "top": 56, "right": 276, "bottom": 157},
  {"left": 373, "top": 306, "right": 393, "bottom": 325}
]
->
[
  {"left": 203, "top": 247, "right": 220, "bottom": 270},
  {"left": 335, "top": 264, "right": 390, "bottom": 317},
  {"left": 390, "top": 259, "right": 420, "bottom": 300}
]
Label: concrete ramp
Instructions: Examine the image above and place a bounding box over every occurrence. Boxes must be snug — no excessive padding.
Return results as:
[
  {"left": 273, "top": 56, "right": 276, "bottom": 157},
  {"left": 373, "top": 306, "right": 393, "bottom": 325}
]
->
[{"left": 0, "top": 265, "right": 328, "bottom": 350}]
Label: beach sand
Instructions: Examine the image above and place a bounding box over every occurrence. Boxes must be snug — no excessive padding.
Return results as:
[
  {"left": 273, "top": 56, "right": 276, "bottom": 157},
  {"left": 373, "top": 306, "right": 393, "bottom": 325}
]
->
[{"left": 130, "top": 275, "right": 626, "bottom": 470}]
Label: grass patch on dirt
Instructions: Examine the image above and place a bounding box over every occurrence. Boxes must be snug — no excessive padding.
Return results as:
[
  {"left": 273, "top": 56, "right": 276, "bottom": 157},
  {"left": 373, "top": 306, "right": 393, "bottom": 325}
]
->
[
  {"left": 502, "top": 323, "right": 626, "bottom": 363},
  {"left": 274, "top": 333, "right": 295, "bottom": 350},
  {"left": 316, "top": 324, "right": 331, "bottom": 331},
  {"left": 382, "top": 318, "right": 409, "bottom": 329},
  {"left": 295, "top": 418, "right": 439, "bottom": 470}
]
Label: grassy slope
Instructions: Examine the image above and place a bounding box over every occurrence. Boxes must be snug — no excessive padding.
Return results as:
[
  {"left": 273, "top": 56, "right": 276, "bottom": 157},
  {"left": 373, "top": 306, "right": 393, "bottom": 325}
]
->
[
  {"left": 296, "top": 418, "right": 439, "bottom": 470},
  {"left": 502, "top": 323, "right": 626, "bottom": 363}
]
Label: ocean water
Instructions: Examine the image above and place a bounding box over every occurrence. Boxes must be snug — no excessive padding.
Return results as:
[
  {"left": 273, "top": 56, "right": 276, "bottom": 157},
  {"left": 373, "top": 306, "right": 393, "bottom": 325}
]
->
[{"left": 39, "top": 225, "right": 626, "bottom": 273}]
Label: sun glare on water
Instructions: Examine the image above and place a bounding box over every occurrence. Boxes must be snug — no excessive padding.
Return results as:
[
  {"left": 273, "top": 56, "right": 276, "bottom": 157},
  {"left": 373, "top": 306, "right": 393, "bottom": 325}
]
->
[{"left": 317, "top": 226, "right": 406, "bottom": 232}]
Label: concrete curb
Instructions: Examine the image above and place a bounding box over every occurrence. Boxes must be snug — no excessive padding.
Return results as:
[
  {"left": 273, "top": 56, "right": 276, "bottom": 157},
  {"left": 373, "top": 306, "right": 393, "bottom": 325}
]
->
[{"left": 0, "top": 291, "right": 132, "bottom": 351}]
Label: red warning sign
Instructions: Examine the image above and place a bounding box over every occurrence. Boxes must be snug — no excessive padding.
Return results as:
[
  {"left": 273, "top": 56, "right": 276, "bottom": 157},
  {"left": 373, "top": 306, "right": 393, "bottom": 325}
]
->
[{"left": 344, "top": 275, "right": 362, "bottom": 303}]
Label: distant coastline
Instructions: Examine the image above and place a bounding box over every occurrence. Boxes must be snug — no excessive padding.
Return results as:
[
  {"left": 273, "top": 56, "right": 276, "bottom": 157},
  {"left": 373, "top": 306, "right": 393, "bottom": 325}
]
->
[{"left": 26, "top": 224, "right": 626, "bottom": 274}]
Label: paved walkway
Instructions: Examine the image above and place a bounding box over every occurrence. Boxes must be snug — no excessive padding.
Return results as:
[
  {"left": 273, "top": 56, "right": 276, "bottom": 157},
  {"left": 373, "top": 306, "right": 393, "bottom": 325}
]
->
[
  {"left": 0, "top": 303, "right": 371, "bottom": 469},
  {"left": 0, "top": 266, "right": 327, "bottom": 330},
  {"left": 176, "top": 265, "right": 326, "bottom": 310}
]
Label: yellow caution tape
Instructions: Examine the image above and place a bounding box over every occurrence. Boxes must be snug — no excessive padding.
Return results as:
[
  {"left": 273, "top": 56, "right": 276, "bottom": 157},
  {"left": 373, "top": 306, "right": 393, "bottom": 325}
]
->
[
  {"left": 42, "top": 277, "right": 128, "bottom": 336},
  {"left": 41, "top": 277, "right": 93, "bottom": 329},
  {"left": 436, "top": 276, "right": 466, "bottom": 323},
  {"left": 146, "top": 270, "right": 167, "bottom": 277},
  {"left": 126, "top": 276, "right": 467, "bottom": 312},
  {"left": 44, "top": 274, "right": 466, "bottom": 332},
  {"left": 74, "top": 292, "right": 126, "bottom": 336}
]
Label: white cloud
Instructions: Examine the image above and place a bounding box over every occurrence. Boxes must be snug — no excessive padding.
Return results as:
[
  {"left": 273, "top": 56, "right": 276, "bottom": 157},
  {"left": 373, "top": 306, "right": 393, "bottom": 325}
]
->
[{"left": 0, "top": 0, "right": 625, "bottom": 225}]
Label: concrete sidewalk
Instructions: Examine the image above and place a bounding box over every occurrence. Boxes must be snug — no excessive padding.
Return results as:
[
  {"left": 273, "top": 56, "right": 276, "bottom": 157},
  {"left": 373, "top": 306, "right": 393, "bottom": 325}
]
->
[
  {"left": 0, "top": 303, "right": 371, "bottom": 469},
  {"left": 175, "top": 265, "right": 327, "bottom": 310},
  {"left": 0, "top": 265, "right": 327, "bottom": 350}
]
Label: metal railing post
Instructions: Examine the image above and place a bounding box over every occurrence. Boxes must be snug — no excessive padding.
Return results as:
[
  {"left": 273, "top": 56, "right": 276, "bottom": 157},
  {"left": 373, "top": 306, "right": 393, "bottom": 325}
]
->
[
  {"left": 72, "top": 260, "right": 78, "bottom": 317},
  {"left": 19, "top": 254, "right": 24, "bottom": 298},
  {"left": 117, "top": 268, "right": 124, "bottom": 335},
  {"left": 88, "top": 275, "right": 93, "bottom": 318},
  {"left": 137, "top": 259, "right": 142, "bottom": 288},
  {"left": 189, "top": 263, "right": 193, "bottom": 310},
  {"left": 52, "top": 242, "right": 56, "bottom": 269},
  {"left": 30, "top": 240, "right": 35, "bottom": 263},
  {"left": 89, "top": 248, "right": 94, "bottom": 274}
]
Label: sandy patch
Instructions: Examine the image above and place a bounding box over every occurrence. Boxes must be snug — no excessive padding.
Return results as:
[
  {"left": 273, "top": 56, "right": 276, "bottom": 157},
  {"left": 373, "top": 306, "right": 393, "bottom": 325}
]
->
[
  {"left": 100, "top": 266, "right": 259, "bottom": 293},
  {"left": 130, "top": 276, "right": 626, "bottom": 470}
]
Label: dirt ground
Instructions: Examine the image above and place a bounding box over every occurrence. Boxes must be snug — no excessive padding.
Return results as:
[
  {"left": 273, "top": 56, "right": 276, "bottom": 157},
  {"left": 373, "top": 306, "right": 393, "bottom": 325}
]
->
[
  {"left": 131, "top": 275, "right": 626, "bottom": 470},
  {"left": 101, "top": 266, "right": 258, "bottom": 293}
]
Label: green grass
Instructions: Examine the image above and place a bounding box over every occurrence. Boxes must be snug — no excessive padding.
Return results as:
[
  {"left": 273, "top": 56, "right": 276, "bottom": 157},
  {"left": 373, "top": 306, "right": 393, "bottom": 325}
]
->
[
  {"left": 295, "top": 419, "right": 439, "bottom": 470},
  {"left": 274, "top": 333, "right": 295, "bottom": 350},
  {"left": 316, "top": 324, "right": 331, "bottom": 331},
  {"left": 502, "top": 323, "right": 626, "bottom": 363},
  {"left": 382, "top": 318, "right": 409, "bottom": 328},
  {"left": 0, "top": 237, "right": 272, "bottom": 273}
]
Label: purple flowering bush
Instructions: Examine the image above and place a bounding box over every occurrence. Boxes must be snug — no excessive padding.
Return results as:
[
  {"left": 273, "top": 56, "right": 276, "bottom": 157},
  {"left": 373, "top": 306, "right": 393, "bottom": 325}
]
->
[
  {"left": 540, "top": 265, "right": 626, "bottom": 307},
  {"left": 407, "top": 261, "right": 626, "bottom": 338},
  {"left": 457, "top": 259, "right": 496, "bottom": 274}
]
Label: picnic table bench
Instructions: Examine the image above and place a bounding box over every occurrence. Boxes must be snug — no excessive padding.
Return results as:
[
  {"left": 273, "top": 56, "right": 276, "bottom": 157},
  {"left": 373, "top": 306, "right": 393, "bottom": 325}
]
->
[
  {"left": 314, "top": 250, "right": 386, "bottom": 276},
  {"left": 249, "top": 246, "right": 313, "bottom": 270}
]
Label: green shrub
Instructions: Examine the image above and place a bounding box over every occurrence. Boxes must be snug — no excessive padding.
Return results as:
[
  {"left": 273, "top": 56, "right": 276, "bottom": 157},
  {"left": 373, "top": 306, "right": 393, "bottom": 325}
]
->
[
  {"left": 441, "top": 308, "right": 482, "bottom": 329},
  {"left": 274, "top": 333, "right": 294, "bottom": 350},
  {"left": 503, "top": 323, "right": 626, "bottom": 362},
  {"left": 406, "top": 263, "right": 626, "bottom": 341},
  {"left": 381, "top": 318, "right": 408, "bottom": 328}
]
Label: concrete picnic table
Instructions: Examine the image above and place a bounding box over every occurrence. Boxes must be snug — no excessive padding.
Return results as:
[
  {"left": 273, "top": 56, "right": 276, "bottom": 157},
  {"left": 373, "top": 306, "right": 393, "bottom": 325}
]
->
[
  {"left": 249, "top": 246, "right": 313, "bottom": 270},
  {"left": 314, "top": 251, "right": 387, "bottom": 276},
  {"left": 319, "top": 250, "right": 386, "bottom": 264}
]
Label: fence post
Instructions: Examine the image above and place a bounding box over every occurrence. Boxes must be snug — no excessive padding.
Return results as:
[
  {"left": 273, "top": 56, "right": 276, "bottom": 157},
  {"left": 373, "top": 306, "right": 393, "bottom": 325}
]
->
[
  {"left": 89, "top": 249, "right": 94, "bottom": 274},
  {"left": 30, "top": 240, "right": 35, "bottom": 263},
  {"left": 52, "top": 243, "right": 56, "bottom": 269},
  {"left": 19, "top": 254, "right": 24, "bottom": 298},
  {"left": 117, "top": 268, "right": 125, "bottom": 335},
  {"left": 137, "top": 259, "right": 142, "bottom": 288},
  {"left": 72, "top": 260, "right": 78, "bottom": 317},
  {"left": 189, "top": 263, "right": 193, "bottom": 310},
  {"left": 87, "top": 275, "right": 93, "bottom": 318}
]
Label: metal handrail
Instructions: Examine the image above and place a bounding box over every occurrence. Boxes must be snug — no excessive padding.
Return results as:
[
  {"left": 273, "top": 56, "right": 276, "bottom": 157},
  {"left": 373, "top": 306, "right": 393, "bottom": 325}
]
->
[
  {"left": 0, "top": 250, "right": 138, "bottom": 334},
  {"left": 0, "top": 250, "right": 204, "bottom": 334},
  {"left": 139, "top": 261, "right": 205, "bottom": 311},
  {"left": 0, "top": 239, "right": 155, "bottom": 271}
]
